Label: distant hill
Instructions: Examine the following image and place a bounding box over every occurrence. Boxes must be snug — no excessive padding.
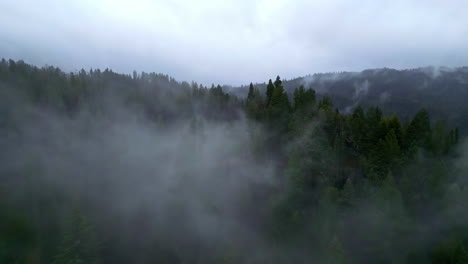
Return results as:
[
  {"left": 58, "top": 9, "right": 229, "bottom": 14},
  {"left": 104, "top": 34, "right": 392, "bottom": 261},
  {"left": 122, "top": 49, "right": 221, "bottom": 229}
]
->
[{"left": 228, "top": 66, "right": 468, "bottom": 134}]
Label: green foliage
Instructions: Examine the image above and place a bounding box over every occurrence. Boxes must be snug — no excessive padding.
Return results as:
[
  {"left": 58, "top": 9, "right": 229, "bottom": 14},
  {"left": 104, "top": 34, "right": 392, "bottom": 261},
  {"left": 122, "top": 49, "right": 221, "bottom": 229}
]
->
[
  {"left": 293, "top": 85, "right": 316, "bottom": 113},
  {"left": 368, "top": 129, "right": 401, "bottom": 179},
  {"left": 247, "top": 83, "right": 255, "bottom": 101},
  {"left": 266, "top": 79, "right": 275, "bottom": 106},
  {"left": 318, "top": 96, "right": 333, "bottom": 111},
  {"left": 0, "top": 60, "right": 465, "bottom": 264},
  {"left": 431, "top": 236, "right": 468, "bottom": 264},
  {"left": 405, "top": 108, "right": 431, "bottom": 150},
  {"left": 269, "top": 78, "right": 290, "bottom": 112},
  {"left": 0, "top": 209, "right": 36, "bottom": 263},
  {"left": 52, "top": 206, "right": 100, "bottom": 264},
  {"left": 349, "top": 106, "right": 368, "bottom": 152}
]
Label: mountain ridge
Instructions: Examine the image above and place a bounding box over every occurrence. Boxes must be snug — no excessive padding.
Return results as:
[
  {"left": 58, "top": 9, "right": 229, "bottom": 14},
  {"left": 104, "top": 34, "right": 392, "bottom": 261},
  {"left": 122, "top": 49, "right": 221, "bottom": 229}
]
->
[{"left": 228, "top": 66, "right": 468, "bottom": 133}]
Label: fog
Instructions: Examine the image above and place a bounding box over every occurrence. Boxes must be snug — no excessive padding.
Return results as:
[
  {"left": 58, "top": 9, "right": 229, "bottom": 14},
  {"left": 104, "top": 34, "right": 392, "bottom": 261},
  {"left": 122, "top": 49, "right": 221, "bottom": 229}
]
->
[
  {"left": 0, "top": 59, "right": 467, "bottom": 263},
  {"left": 1, "top": 0, "right": 468, "bottom": 258},
  {"left": 0, "top": 91, "right": 281, "bottom": 262}
]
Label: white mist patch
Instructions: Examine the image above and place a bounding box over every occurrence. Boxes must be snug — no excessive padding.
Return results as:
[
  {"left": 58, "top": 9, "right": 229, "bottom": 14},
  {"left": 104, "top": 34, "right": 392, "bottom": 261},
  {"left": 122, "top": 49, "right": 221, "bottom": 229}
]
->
[
  {"left": 353, "top": 79, "right": 370, "bottom": 100},
  {"left": 300, "top": 72, "right": 358, "bottom": 93},
  {"left": 421, "top": 66, "right": 457, "bottom": 79},
  {"left": 2, "top": 105, "right": 277, "bottom": 254},
  {"left": 342, "top": 79, "right": 370, "bottom": 113},
  {"left": 380, "top": 91, "right": 391, "bottom": 103}
]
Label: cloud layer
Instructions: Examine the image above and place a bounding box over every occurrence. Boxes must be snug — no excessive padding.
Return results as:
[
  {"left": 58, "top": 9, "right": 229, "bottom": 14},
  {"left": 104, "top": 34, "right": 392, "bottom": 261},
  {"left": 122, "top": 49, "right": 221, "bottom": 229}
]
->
[{"left": 1, "top": 0, "right": 467, "bottom": 85}]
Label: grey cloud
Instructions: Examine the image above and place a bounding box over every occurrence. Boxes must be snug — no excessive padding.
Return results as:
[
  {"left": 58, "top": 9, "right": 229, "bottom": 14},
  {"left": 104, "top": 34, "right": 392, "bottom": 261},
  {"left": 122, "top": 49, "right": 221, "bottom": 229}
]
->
[
  {"left": 1, "top": 0, "right": 467, "bottom": 85},
  {"left": 0, "top": 96, "right": 278, "bottom": 261}
]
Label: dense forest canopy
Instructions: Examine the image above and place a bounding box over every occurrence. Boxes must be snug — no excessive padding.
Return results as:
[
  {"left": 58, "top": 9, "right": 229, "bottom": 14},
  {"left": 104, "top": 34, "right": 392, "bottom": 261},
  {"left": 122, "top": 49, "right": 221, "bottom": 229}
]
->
[
  {"left": 0, "top": 59, "right": 467, "bottom": 263},
  {"left": 231, "top": 67, "right": 468, "bottom": 135}
]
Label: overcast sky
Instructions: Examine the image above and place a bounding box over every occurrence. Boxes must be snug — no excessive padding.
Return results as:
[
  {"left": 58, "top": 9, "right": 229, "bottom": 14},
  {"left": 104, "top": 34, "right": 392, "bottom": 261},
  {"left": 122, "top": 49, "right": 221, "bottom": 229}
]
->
[{"left": 1, "top": 0, "right": 467, "bottom": 85}]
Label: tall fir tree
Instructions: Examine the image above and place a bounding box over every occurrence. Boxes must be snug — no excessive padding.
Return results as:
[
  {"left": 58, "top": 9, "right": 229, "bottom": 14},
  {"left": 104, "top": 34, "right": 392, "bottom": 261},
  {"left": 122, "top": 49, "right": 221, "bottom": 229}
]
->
[
  {"left": 247, "top": 82, "right": 255, "bottom": 101},
  {"left": 405, "top": 108, "right": 431, "bottom": 149},
  {"left": 266, "top": 79, "right": 275, "bottom": 107}
]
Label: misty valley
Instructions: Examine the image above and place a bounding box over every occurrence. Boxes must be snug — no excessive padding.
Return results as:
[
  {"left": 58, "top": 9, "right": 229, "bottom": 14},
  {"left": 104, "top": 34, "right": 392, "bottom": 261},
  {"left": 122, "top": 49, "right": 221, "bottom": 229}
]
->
[{"left": 0, "top": 59, "right": 468, "bottom": 264}]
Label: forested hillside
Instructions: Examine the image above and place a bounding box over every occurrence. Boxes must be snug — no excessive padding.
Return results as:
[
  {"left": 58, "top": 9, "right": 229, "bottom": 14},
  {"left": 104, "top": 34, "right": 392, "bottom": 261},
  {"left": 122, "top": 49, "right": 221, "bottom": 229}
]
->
[
  {"left": 0, "top": 59, "right": 467, "bottom": 263},
  {"left": 231, "top": 67, "right": 468, "bottom": 135}
]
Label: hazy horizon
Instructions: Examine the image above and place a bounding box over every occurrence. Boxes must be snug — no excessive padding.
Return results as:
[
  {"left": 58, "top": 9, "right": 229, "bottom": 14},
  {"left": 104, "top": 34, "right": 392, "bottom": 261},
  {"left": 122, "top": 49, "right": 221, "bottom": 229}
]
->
[
  {"left": 3, "top": 57, "right": 467, "bottom": 88},
  {"left": 1, "top": 0, "right": 468, "bottom": 85}
]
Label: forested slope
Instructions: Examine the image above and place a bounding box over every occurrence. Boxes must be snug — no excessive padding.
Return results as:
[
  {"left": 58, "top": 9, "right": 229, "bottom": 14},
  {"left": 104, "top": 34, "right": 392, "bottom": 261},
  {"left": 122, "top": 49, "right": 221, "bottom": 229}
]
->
[
  {"left": 0, "top": 59, "right": 467, "bottom": 263},
  {"left": 231, "top": 67, "right": 468, "bottom": 135}
]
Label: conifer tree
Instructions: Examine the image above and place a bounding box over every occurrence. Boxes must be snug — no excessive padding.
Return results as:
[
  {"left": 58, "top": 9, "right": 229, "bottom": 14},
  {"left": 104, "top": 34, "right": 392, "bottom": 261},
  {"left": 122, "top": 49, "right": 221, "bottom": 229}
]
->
[
  {"left": 293, "top": 85, "right": 305, "bottom": 111},
  {"left": 247, "top": 82, "right": 255, "bottom": 101},
  {"left": 405, "top": 109, "right": 431, "bottom": 149},
  {"left": 274, "top": 75, "right": 282, "bottom": 88},
  {"left": 266, "top": 79, "right": 275, "bottom": 106},
  {"left": 318, "top": 96, "right": 333, "bottom": 111},
  {"left": 269, "top": 84, "right": 289, "bottom": 111}
]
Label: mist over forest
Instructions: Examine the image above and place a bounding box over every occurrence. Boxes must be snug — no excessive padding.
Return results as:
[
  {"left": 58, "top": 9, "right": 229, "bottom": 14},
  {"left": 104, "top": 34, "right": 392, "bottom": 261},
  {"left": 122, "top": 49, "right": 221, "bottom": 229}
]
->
[
  {"left": 0, "top": 58, "right": 467, "bottom": 263},
  {"left": 230, "top": 67, "right": 468, "bottom": 134}
]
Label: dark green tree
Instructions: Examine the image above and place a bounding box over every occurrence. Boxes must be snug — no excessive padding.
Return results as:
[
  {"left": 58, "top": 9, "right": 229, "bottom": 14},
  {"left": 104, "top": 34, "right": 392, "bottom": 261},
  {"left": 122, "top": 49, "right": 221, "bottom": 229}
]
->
[
  {"left": 318, "top": 96, "right": 333, "bottom": 111},
  {"left": 405, "top": 109, "right": 431, "bottom": 149},
  {"left": 247, "top": 82, "right": 255, "bottom": 101},
  {"left": 349, "top": 106, "right": 366, "bottom": 143},
  {"left": 293, "top": 85, "right": 316, "bottom": 112},
  {"left": 266, "top": 79, "right": 275, "bottom": 107},
  {"left": 274, "top": 75, "right": 282, "bottom": 88}
]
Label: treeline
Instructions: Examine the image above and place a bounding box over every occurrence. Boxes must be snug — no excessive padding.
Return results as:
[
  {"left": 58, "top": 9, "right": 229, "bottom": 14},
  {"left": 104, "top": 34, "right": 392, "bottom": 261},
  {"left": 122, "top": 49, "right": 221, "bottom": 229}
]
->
[
  {"left": 233, "top": 67, "right": 468, "bottom": 136},
  {"left": 0, "top": 59, "right": 241, "bottom": 122},
  {"left": 0, "top": 59, "right": 467, "bottom": 263}
]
